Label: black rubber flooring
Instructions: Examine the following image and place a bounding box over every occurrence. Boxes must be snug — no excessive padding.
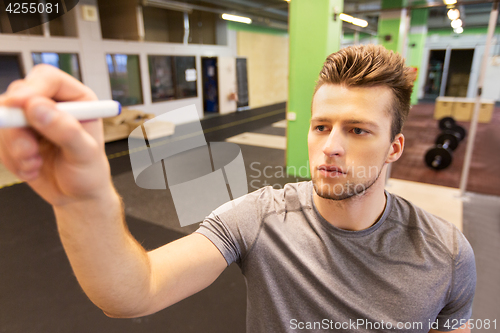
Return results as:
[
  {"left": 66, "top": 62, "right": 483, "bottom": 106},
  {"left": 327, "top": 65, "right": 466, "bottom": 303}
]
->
[{"left": 0, "top": 103, "right": 286, "bottom": 333}]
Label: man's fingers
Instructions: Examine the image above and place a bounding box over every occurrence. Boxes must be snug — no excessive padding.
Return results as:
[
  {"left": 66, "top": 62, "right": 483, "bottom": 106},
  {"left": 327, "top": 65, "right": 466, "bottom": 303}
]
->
[
  {"left": 0, "top": 127, "right": 42, "bottom": 180},
  {"left": 24, "top": 97, "right": 99, "bottom": 164}
]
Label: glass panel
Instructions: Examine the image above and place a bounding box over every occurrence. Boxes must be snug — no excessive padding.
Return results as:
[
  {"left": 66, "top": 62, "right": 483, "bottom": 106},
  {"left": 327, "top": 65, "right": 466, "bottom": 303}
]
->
[
  {"left": 32, "top": 52, "right": 81, "bottom": 81},
  {"left": 173, "top": 56, "right": 197, "bottom": 99},
  {"left": 106, "top": 54, "right": 143, "bottom": 106},
  {"left": 0, "top": 54, "right": 23, "bottom": 93},
  {"left": 423, "top": 50, "right": 445, "bottom": 100},
  {"left": 149, "top": 55, "right": 175, "bottom": 102}
]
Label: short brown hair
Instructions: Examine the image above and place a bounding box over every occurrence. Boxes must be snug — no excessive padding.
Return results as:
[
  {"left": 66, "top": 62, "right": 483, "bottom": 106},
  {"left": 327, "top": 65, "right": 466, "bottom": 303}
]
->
[{"left": 314, "top": 44, "right": 415, "bottom": 141}]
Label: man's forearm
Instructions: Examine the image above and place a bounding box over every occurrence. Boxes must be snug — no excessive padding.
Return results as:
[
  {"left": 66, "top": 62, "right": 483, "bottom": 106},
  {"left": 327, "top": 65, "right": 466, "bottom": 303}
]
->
[{"left": 53, "top": 187, "right": 152, "bottom": 317}]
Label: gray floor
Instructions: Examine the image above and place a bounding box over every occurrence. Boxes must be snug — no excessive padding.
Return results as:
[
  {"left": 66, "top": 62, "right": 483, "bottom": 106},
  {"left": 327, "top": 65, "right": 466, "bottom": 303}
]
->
[{"left": 462, "top": 193, "right": 500, "bottom": 332}]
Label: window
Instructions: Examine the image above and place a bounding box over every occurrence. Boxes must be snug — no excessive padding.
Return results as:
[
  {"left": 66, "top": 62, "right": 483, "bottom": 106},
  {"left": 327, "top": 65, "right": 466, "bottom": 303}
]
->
[
  {"left": 174, "top": 56, "right": 197, "bottom": 99},
  {"left": 106, "top": 54, "right": 143, "bottom": 106},
  {"left": 149, "top": 55, "right": 175, "bottom": 102},
  {"left": 0, "top": 54, "right": 24, "bottom": 93},
  {"left": 32, "top": 52, "right": 81, "bottom": 81},
  {"left": 148, "top": 55, "right": 197, "bottom": 103}
]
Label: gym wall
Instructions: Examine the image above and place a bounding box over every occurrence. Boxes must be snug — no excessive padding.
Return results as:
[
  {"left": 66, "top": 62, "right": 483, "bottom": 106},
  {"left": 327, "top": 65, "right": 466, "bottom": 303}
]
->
[{"left": 234, "top": 26, "right": 289, "bottom": 109}]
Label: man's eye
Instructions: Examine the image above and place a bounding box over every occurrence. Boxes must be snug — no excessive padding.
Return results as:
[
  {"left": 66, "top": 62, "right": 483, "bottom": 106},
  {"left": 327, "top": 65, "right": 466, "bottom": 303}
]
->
[
  {"left": 316, "top": 125, "right": 326, "bottom": 132},
  {"left": 353, "top": 128, "right": 366, "bottom": 135}
]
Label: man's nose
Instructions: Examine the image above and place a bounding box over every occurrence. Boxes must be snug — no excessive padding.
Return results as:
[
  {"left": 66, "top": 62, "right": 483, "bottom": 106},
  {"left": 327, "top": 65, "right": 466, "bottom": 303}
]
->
[{"left": 322, "top": 127, "right": 345, "bottom": 157}]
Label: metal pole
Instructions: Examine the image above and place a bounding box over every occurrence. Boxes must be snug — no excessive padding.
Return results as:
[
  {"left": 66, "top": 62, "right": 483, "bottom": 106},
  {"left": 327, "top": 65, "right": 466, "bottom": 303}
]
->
[
  {"left": 459, "top": 1, "right": 499, "bottom": 196},
  {"left": 136, "top": 6, "right": 145, "bottom": 42},
  {"left": 439, "top": 46, "right": 452, "bottom": 97},
  {"left": 183, "top": 12, "right": 190, "bottom": 45}
]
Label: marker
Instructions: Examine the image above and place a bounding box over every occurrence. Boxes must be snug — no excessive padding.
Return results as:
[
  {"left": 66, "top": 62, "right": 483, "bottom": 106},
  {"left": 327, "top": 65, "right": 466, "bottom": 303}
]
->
[{"left": 0, "top": 100, "right": 122, "bottom": 128}]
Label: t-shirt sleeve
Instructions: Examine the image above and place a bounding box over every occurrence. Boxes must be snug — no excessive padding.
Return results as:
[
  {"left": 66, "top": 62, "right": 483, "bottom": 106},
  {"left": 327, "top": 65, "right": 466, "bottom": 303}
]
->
[
  {"left": 436, "top": 229, "right": 477, "bottom": 331},
  {"left": 194, "top": 187, "right": 270, "bottom": 267},
  {"left": 196, "top": 212, "right": 242, "bottom": 266}
]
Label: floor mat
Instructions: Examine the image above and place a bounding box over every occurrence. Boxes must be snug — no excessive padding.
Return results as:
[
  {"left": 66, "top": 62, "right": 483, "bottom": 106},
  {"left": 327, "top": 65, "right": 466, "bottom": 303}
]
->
[{"left": 391, "top": 103, "right": 500, "bottom": 196}]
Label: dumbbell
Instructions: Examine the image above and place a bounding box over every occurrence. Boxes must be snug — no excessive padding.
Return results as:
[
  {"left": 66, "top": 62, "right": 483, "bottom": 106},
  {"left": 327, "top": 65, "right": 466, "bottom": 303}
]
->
[
  {"left": 438, "top": 117, "right": 467, "bottom": 141},
  {"left": 424, "top": 128, "right": 466, "bottom": 170}
]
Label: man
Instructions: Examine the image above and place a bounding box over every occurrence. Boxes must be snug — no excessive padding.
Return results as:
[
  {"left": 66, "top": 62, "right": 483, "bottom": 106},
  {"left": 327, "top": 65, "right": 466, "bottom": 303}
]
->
[{"left": 0, "top": 45, "right": 475, "bottom": 332}]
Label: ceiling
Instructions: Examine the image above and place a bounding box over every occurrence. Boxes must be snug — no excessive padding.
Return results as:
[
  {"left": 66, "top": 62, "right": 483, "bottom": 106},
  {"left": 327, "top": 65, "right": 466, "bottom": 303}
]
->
[{"left": 170, "top": 0, "right": 498, "bottom": 34}]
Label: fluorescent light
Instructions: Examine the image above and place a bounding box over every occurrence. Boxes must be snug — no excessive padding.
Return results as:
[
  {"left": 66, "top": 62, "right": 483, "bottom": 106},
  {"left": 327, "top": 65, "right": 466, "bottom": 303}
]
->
[
  {"left": 447, "top": 8, "right": 460, "bottom": 20},
  {"left": 443, "top": 0, "right": 457, "bottom": 5},
  {"left": 451, "top": 19, "right": 462, "bottom": 28},
  {"left": 339, "top": 13, "right": 368, "bottom": 28},
  {"left": 222, "top": 13, "right": 252, "bottom": 24},
  {"left": 454, "top": 27, "right": 464, "bottom": 34}
]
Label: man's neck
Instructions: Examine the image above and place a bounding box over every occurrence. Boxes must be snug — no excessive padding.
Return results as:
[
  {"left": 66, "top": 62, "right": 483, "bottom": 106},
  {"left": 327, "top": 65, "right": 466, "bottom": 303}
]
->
[{"left": 312, "top": 178, "right": 388, "bottom": 232}]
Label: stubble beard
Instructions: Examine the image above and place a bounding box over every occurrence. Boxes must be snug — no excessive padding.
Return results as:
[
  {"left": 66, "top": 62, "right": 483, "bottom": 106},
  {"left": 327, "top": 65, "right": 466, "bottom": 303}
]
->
[{"left": 312, "top": 162, "right": 385, "bottom": 201}]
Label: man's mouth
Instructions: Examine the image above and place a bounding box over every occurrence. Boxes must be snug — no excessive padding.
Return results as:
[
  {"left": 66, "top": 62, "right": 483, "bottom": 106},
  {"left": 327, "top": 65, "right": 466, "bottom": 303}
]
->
[{"left": 318, "top": 165, "right": 346, "bottom": 177}]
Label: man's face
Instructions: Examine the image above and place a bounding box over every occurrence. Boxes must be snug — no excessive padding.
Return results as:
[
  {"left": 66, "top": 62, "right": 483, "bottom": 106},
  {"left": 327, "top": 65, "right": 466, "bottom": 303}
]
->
[{"left": 308, "top": 84, "right": 398, "bottom": 200}]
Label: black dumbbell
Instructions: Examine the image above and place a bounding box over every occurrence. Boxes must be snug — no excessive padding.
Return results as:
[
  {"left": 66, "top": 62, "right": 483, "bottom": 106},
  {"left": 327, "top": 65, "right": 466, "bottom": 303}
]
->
[
  {"left": 424, "top": 129, "right": 465, "bottom": 170},
  {"left": 439, "top": 117, "right": 466, "bottom": 141},
  {"left": 439, "top": 116, "right": 456, "bottom": 131}
]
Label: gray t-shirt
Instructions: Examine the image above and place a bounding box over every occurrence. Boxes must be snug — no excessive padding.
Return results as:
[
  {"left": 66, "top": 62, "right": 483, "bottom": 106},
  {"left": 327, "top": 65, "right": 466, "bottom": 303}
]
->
[{"left": 195, "top": 181, "right": 476, "bottom": 333}]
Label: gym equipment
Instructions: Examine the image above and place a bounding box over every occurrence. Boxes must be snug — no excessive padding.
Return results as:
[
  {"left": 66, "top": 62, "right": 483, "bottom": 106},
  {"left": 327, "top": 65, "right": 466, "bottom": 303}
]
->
[
  {"left": 424, "top": 119, "right": 467, "bottom": 170},
  {"left": 439, "top": 116, "right": 456, "bottom": 130},
  {"left": 438, "top": 116, "right": 466, "bottom": 141}
]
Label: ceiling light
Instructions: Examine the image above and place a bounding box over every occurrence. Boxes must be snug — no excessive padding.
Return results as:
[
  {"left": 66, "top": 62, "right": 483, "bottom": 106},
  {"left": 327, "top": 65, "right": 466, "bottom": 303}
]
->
[
  {"left": 339, "top": 13, "right": 368, "bottom": 28},
  {"left": 451, "top": 19, "right": 462, "bottom": 28},
  {"left": 447, "top": 8, "right": 460, "bottom": 20},
  {"left": 454, "top": 27, "right": 464, "bottom": 34},
  {"left": 222, "top": 13, "right": 252, "bottom": 24},
  {"left": 443, "top": 0, "right": 457, "bottom": 5}
]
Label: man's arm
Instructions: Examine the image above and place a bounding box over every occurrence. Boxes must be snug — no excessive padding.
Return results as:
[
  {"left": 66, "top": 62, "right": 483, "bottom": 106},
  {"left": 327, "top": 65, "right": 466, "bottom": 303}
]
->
[
  {"left": 54, "top": 194, "right": 227, "bottom": 318},
  {"left": 0, "top": 65, "right": 227, "bottom": 317}
]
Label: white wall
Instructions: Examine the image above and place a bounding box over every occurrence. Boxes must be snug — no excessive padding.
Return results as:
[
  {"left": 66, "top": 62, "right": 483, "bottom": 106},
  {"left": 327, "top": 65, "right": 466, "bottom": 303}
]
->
[
  {"left": 217, "top": 56, "right": 237, "bottom": 114},
  {"left": 483, "top": 55, "right": 500, "bottom": 101},
  {"left": 0, "top": 1, "right": 238, "bottom": 124}
]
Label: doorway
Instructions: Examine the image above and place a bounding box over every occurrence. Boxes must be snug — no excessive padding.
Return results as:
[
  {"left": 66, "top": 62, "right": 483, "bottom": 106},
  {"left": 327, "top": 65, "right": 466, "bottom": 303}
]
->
[
  {"left": 423, "top": 49, "right": 445, "bottom": 100},
  {"left": 423, "top": 48, "right": 475, "bottom": 100},
  {"left": 201, "top": 57, "right": 219, "bottom": 114},
  {"left": 445, "top": 49, "right": 474, "bottom": 97}
]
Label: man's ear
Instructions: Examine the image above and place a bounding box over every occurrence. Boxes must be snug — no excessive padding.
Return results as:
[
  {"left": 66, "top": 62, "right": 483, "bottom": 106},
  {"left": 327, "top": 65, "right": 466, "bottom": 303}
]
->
[{"left": 386, "top": 133, "right": 404, "bottom": 164}]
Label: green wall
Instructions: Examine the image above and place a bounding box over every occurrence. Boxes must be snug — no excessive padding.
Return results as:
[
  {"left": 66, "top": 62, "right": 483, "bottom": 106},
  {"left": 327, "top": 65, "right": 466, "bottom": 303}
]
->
[
  {"left": 286, "top": 0, "right": 343, "bottom": 178},
  {"left": 378, "top": 18, "right": 402, "bottom": 52},
  {"left": 408, "top": 4, "right": 428, "bottom": 105},
  {"left": 378, "top": 0, "right": 407, "bottom": 52}
]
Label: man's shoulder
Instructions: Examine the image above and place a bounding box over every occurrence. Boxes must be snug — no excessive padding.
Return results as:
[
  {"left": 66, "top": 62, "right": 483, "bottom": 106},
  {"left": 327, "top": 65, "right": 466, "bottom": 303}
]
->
[
  {"left": 212, "top": 181, "right": 312, "bottom": 219},
  {"left": 387, "top": 192, "right": 471, "bottom": 259}
]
